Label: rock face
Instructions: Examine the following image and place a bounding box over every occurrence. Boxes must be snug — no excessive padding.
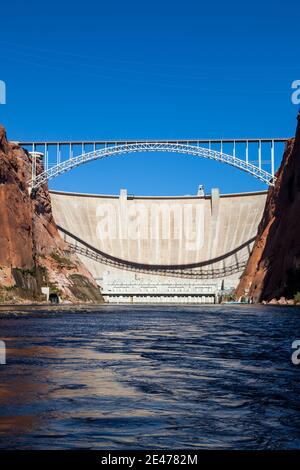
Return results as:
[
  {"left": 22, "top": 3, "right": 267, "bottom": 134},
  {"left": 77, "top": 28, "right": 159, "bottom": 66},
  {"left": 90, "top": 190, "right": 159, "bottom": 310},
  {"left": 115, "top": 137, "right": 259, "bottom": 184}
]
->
[
  {"left": 0, "top": 125, "right": 103, "bottom": 303},
  {"left": 236, "top": 112, "right": 300, "bottom": 302}
]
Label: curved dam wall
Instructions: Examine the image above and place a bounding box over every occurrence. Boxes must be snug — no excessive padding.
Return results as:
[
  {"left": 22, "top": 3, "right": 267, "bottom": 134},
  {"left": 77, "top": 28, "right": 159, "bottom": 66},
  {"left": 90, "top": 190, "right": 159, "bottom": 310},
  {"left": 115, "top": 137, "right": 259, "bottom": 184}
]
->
[{"left": 50, "top": 189, "right": 267, "bottom": 302}]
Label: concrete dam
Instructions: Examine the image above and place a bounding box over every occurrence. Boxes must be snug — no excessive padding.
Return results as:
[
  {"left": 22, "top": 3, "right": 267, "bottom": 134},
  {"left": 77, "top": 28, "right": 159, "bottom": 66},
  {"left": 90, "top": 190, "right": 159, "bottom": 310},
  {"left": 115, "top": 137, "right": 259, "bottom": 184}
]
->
[{"left": 50, "top": 188, "right": 267, "bottom": 303}]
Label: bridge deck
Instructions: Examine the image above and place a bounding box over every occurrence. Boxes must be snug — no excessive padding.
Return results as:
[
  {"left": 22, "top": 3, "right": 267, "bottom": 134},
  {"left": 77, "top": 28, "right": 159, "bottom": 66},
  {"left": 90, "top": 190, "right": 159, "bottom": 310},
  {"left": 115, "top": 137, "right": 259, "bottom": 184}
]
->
[{"left": 18, "top": 138, "right": 288, "bottom": 146}]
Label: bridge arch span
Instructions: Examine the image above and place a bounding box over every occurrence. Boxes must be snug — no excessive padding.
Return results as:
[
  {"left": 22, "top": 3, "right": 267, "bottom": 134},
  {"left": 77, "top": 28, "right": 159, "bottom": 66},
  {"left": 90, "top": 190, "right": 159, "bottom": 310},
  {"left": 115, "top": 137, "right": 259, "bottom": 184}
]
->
[{"left": 29, "top": 142, "right": 276, "bottom": 190}]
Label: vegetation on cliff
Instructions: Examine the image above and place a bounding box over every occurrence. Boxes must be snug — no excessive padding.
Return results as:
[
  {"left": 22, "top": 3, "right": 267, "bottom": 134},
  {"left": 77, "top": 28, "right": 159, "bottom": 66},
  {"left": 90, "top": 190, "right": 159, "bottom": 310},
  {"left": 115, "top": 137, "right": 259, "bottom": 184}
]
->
[{"left": 0, "top": 125, "right": 103, "bottom": 304}]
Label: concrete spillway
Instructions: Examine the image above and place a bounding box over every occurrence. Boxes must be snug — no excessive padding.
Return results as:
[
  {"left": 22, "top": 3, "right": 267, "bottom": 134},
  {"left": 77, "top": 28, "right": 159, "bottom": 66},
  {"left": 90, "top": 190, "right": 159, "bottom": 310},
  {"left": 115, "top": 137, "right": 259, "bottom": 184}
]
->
[{"left": 50, "top": 188, "right": 267, "bottom": 303}]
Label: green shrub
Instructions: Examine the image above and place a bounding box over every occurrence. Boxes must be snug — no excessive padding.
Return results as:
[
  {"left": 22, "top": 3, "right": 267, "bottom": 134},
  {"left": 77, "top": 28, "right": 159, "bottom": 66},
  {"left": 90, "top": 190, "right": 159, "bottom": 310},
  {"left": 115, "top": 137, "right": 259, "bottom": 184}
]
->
[
  {"left": 51, "top": 251, "right": 73, "bottom": 267},
  {"left": 294, "top": 292, "right": 300, "bottom": 305}
]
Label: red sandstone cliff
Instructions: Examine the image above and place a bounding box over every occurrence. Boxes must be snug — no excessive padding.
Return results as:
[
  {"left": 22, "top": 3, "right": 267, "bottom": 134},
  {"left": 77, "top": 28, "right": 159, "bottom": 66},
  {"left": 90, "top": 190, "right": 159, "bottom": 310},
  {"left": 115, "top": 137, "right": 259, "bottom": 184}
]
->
[
  {"left": 236, "top": 112, "right": 300, "bottom": 302},
  {"left": 0, "top": 125, "right": 103, "bottom": 303}
]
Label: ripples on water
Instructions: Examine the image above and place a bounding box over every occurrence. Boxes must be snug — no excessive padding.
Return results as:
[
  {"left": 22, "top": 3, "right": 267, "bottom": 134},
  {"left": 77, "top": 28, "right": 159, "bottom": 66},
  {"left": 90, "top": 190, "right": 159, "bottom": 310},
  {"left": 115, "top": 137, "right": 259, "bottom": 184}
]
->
[{"left": 0, "top": 304, "right": 300, "bottom": 449}]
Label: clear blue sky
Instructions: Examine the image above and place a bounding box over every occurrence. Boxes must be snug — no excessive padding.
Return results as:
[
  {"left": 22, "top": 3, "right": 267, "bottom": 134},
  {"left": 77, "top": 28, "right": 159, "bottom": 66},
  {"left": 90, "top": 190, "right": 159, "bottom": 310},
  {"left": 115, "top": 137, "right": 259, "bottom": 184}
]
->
[{"left": 0, "top": 0, "right": 299, "bottom": 195}]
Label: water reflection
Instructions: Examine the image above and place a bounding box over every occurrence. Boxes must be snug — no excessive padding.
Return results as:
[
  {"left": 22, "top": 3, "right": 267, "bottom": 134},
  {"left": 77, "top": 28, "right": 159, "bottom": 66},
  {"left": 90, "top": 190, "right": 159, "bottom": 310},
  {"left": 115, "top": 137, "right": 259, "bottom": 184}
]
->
[{"left": 0, "top": 304, "right": 300, "bottom": 449}]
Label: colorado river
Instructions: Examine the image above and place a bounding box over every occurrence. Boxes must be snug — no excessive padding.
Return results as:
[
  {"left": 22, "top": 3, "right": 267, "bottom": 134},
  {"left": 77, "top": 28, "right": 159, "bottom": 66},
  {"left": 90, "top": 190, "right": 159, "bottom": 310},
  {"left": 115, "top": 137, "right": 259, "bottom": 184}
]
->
[{"left": 0, "top": 304, "right": 299, "bottom": 449}]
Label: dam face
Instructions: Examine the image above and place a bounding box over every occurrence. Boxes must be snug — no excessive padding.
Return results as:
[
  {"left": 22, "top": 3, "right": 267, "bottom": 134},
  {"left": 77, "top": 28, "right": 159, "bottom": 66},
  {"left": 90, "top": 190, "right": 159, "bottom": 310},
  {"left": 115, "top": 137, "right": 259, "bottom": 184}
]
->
[{"left": 50, "top": 188, "right": 267, "bottom": 303}]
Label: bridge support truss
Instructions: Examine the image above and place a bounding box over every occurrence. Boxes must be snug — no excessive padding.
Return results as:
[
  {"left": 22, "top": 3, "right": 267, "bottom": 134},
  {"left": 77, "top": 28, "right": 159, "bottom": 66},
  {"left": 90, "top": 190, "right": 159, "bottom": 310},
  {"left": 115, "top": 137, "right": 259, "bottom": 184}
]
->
[{"left": 19, "top": 138, "right": 288, "bottom": 190}]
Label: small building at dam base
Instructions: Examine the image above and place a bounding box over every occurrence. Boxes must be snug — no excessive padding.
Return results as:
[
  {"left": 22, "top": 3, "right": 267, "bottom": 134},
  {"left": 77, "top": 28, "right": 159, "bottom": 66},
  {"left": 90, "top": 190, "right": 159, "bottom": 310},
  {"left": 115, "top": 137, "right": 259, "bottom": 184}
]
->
[{"left": 50, "top": 187, "right": 267, "bottom": 303}]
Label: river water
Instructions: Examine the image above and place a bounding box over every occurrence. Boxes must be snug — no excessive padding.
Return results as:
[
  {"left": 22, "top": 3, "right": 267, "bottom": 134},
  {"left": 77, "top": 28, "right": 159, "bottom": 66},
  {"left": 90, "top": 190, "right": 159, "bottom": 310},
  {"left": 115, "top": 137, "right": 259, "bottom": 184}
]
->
[{"left": 0, "top": 304, "right": 299, "bottom": 450}]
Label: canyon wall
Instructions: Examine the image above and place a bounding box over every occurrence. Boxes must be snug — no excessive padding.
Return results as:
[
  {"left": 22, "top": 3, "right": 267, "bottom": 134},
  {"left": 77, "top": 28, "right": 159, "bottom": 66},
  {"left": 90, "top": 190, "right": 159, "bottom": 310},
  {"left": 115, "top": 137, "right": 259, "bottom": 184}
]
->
[
  {"left": 0, "top": 125, "right": 103, "bottom": 303},
  {"left": 236, "top": 112, "right": 300, "bottom": 302}
]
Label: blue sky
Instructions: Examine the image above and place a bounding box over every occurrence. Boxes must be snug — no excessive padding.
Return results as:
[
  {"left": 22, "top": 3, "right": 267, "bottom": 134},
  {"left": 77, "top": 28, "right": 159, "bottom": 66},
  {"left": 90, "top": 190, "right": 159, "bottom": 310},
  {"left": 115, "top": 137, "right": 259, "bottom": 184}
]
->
[{"left": 0, "top": 0, "right": 299, "bottom": 195}]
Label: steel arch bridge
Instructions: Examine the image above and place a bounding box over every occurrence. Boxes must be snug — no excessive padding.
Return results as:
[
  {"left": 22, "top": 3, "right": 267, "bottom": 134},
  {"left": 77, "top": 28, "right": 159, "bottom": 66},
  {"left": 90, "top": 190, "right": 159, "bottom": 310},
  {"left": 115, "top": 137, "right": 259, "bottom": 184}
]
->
[{"left": 28, "top": 141, "right": 278, "bottom": 190}]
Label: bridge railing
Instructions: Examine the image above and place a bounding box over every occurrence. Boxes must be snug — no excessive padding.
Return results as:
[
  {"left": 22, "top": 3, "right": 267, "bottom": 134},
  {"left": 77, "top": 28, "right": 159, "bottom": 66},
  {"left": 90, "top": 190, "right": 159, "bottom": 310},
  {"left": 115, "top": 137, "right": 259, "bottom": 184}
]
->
[
  {"left": 19, "top": 138, "right": 287, "bottom": 175},
  {"left": 17, "top": 138, "right": 289, "bottom": 189}
]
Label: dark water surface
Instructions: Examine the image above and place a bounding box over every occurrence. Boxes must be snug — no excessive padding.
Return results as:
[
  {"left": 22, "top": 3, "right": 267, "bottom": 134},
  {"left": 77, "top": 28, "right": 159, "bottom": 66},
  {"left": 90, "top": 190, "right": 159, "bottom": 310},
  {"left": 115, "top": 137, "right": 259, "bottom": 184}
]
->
[{"left": 0, "top": 304, "right": 300, "bottom": 449}]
